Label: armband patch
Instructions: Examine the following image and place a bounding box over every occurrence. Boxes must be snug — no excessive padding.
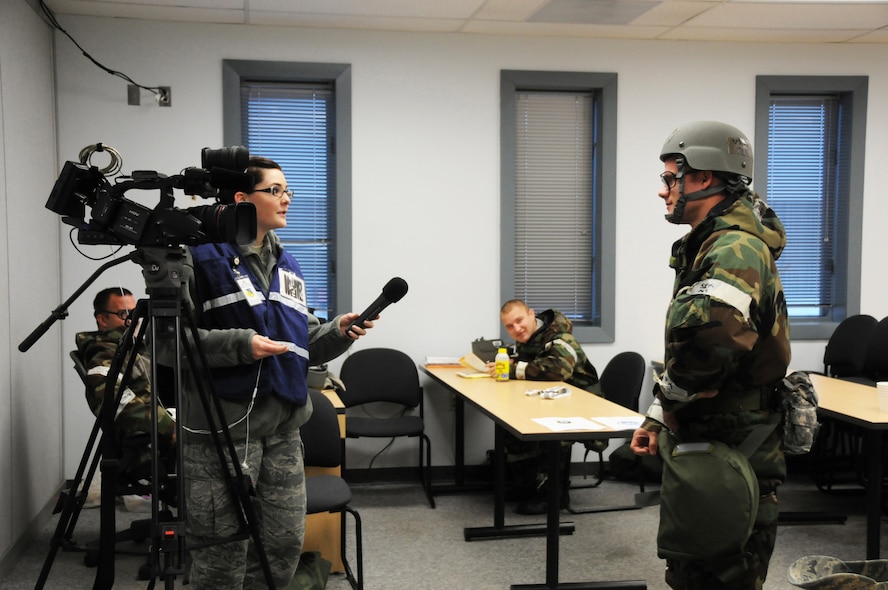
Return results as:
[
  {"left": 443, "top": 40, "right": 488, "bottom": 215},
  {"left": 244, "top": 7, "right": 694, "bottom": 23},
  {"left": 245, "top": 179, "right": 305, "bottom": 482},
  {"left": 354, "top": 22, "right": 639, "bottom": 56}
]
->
[{"left": 687, "top": 278, "right": 752, "bottom": 323}]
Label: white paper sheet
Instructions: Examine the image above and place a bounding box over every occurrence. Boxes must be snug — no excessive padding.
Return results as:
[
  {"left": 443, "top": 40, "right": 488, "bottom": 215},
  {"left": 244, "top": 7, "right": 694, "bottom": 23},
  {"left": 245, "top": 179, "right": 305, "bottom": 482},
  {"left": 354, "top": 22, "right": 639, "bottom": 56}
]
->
[
  {"left": 532, "top": 417, "right": 606, "bottom": 432},
  {"left": 593, "top": 416, "right": 645, "bottom": 430}
]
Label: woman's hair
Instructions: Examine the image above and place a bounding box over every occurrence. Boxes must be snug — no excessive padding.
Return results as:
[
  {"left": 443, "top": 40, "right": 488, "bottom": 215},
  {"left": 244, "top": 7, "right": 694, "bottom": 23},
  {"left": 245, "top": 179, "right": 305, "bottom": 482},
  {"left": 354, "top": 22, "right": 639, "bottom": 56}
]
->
[
  {"left": 217, "top": 156, "right": 281, "bottom": 203},
  {"left": 245, "top": 156, "right": 282, "bottom": 187}
]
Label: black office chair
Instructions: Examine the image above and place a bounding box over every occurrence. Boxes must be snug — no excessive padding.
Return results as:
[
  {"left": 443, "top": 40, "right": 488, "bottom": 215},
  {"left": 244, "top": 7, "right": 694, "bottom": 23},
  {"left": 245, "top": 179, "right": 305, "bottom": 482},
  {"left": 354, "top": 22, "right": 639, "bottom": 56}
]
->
[
  {"left": 860, "top": 316, "right": 888, "bottom": 384},
  {"left": 581, "top": 351, "right": 646, "bottom": 483},
  {"left": 303, "top": 389, "right": 363, "bottom": 590},
  {"left": 42, "top": 351, "right": 173, "bottom": 579},
  {"left": 808, "top": 316, "right": 881, "bottom": 492},
  {"left": 821, "top": 314, "right": 878, "bottom": 380},
  {"left": 338, "top": 348, "right": 435, "bottom": 508},
  {"left": 567, "top": 351, "right": 648, "bottom": 514}
]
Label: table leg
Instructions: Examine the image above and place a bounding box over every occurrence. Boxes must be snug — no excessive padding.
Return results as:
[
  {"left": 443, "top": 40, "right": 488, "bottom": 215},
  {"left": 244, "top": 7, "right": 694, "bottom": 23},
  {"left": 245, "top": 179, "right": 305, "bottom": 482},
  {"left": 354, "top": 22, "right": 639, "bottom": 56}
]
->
[
  {"left": 866, "top": 429, "right": 883, "bottom": 559},
  {"left": 510, "top": 441, "right": 647, "bottom": 590},
  {"left": 465, "top": 427, "right": 574, "bottom": 541},
  {"left": 429, "top": 393, "right": 492, "bottom": 497}
]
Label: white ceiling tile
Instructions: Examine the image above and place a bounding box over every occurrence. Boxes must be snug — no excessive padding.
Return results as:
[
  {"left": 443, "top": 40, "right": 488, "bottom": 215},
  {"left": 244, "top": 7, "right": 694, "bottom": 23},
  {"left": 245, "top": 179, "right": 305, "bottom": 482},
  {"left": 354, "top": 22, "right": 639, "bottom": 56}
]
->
[
  {"left": 462, "top": 19, "right": 669, "bottom": 39},
  {"left": 248, "top": 11, "right": 465, "bottom": 32},
  {"left": 49, "top": 0, "right": 243, "bottom": 9},
  {"left": 631, "top": 1, "right": 718, "bottom": 25},
  {"left": 249, "top": 0, "right": 486, "bottom": 19},
  {"left": 473, "top": 0, "right": 551, "bottom": 21},
  {"left": 686, "top": 2, "right": 888, "bottom": 29},
  {"left": 45, "top": 0, "right": 244, "bottom": 23},
  {"left": 659, "top": 25, "right": 868, "bottom": 42}
]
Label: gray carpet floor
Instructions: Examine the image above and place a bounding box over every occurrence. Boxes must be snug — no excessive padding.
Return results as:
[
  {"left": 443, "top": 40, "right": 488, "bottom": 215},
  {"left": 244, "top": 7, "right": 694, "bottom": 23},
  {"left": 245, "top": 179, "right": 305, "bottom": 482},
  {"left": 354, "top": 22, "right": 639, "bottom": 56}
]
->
[{"left": 2, "top": 471, "right": 883, "bottom": 590}]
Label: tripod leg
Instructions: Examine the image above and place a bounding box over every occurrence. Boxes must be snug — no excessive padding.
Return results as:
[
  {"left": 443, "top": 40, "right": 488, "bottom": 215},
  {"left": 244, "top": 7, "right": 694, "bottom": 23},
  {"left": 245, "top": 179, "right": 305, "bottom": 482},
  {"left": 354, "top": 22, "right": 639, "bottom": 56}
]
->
[
  {"left": 176, "top": 310, "right": 278, "bottom": 589},
  {"left": 35, "top": 418, "right": 103, "bottom": 590}
]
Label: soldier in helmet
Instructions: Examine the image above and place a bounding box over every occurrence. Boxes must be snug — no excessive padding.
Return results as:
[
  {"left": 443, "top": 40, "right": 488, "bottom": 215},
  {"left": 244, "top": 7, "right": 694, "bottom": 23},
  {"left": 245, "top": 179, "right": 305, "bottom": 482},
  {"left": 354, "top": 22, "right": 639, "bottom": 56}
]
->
[{"left": 630, "top": 121, "right": 791, "bottom": 590}]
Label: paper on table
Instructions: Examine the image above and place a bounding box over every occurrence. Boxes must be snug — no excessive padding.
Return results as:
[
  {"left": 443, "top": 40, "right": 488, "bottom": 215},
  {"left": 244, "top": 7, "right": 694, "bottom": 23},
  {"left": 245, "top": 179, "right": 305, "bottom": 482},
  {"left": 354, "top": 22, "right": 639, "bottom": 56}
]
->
[
  {"left": 459, "top": 353, "right": 489, "bottom": 373},
  {"left": 425, "top": 356, "right": 461, "bottom": 366},
  {"left": 593, "top": 416, "right": 645, "bottom": 430},
  {"left": 457, "top": 372, "right": 490, "bottom": 379},
  {"left": 532, "top": 417, "right": 605, "bottom": 432}
]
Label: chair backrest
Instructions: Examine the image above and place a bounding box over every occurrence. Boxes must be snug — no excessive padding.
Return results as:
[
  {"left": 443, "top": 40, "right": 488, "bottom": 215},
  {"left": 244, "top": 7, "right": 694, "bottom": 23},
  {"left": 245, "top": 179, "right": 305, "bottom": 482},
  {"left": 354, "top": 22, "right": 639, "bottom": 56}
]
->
[
  {"left": 823, "top": 314, "right": 878, "bottom": 378},
  {"left": 70, "top": 349, "right": 89, "bottom": 386},
  {"left": 338, "top": 348, "right": 422, "bottom": 408},
  {"left": 599, "top": 351, "right": 646, "bottom": 412},
  {"left": 862, "top": 316, "right": 888, "bottom": 383},
  {"left": 302, "top": 389, "right": 342, "bottom": 468}
]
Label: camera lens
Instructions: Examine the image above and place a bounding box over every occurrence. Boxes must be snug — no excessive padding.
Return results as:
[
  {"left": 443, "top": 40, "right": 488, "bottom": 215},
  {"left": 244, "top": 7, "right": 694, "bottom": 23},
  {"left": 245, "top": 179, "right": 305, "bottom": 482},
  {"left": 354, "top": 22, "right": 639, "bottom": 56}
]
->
[{"left": 201, "top": 146, "right": 249, "bottom": 172}]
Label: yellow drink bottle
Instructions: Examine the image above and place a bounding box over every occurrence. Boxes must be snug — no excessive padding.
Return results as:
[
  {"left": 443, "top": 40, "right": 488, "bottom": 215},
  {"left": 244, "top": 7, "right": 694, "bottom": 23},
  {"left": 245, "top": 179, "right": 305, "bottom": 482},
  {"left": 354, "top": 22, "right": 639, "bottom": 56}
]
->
[{"left": 495, "top": 348, "right": 510, "bottom": 382}]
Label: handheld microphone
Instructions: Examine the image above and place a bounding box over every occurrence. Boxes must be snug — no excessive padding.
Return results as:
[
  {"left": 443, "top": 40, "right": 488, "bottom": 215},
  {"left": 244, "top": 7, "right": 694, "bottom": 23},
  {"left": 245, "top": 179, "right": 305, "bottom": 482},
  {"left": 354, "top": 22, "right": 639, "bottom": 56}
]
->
[{"left": 347, "top": 277, "right": 408, "bottom": 335}]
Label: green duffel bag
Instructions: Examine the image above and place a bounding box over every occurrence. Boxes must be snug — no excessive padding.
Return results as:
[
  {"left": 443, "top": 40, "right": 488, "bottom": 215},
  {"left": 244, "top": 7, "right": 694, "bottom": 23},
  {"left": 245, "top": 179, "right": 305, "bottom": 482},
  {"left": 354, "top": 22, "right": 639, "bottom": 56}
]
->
[{"left": 656, "top": 430, "right": 759, "bottom": 563}]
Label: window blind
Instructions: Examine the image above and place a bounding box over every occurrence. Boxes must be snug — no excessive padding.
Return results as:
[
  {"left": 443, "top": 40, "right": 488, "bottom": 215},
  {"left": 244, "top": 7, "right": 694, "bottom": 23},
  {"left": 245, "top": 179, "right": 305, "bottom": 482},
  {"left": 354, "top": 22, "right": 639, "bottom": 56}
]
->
[
  {"left": 241, "top": 81, "right": 334, "bottom": 319},
  {"left": 513, "top": 90, "right": 598, "bottom": 323},
  {"left": 766, "top": 95, "right": 842, "bottom": 319}
]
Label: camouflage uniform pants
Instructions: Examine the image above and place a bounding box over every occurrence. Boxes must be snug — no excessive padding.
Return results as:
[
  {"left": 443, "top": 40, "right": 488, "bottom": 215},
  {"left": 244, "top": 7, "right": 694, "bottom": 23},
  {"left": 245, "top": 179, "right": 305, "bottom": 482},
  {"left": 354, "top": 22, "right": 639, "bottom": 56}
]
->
[
  {"left": 183, "top": 428, "right": 305, "bottom": 590},
  {"left": 665, "top": 490, "right": 779, "bottom": 590}
]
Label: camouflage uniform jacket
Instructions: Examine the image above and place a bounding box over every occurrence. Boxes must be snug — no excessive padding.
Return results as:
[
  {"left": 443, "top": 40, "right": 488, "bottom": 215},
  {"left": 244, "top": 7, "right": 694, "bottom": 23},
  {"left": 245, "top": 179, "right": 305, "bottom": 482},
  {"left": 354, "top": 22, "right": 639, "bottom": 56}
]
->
[
  {"left": 513, "top": 309, "right": 601, "bottom": 394},
  {"left": 646, "top": 190, "right": 791, "bottom": 481},
  {"left": 75, "top": 327, "right": 176, "bottom": 442}
]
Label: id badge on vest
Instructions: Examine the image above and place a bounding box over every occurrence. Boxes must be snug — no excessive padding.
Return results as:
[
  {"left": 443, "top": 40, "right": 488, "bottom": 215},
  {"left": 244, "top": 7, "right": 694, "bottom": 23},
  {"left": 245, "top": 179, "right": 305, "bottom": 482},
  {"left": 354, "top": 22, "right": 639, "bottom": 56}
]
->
[{"left": 233, "top": 267, "right": 263, "bottom": 307}]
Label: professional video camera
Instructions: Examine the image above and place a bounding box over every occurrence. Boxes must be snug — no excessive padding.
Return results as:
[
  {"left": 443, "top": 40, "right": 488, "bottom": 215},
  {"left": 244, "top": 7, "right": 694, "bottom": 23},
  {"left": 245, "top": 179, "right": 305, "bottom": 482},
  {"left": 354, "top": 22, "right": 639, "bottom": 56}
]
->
[{"left": 45, "top": 145, "right": 257, "bottom": 247}]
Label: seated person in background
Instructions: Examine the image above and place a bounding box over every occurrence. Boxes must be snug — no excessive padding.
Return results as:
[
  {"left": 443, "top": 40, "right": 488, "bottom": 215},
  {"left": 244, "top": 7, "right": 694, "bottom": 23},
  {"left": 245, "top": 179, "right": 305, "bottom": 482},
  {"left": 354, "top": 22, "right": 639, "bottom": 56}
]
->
[
  {"left": 75, "top": 287, "right": 176, "bottom": 486},
  {"left": 491, "top": 299, "right": 602, "bottom": 515}
]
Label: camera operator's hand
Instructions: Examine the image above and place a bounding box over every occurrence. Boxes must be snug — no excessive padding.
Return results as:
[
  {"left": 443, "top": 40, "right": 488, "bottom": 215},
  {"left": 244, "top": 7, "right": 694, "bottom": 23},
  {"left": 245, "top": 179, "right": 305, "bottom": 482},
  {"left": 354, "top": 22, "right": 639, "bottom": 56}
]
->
[{"left": 251, "top": 335, "right": 289, "bottom": 360}]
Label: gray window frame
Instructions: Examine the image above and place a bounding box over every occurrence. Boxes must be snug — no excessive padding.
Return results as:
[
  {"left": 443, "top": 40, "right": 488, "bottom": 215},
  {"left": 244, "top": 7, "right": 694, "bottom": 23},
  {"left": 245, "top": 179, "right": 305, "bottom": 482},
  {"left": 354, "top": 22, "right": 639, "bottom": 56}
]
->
[
  {"left": 754, "top": 75, "right": 868, "bottom": 340},
  {"left": 222, "top": 59, "right": 353, "bottom": 317},
  {"left": 500, "top": 70, "right": 617, "bottom": 343}
]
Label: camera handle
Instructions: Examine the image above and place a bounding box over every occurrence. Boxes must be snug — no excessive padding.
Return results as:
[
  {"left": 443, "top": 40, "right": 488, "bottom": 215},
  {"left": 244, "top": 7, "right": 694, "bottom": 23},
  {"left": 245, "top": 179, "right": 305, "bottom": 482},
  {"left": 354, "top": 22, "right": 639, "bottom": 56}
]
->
[{"left": 18, "top": 252, "right": 137, "bottom": 353}]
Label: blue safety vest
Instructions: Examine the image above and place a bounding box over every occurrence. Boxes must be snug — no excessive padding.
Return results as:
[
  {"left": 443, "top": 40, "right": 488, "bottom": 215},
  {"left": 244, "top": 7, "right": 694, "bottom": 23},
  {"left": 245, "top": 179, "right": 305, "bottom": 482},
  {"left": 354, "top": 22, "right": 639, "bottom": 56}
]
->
[{"left": 190, "top": 242, "right": 310, "bottom": 405}]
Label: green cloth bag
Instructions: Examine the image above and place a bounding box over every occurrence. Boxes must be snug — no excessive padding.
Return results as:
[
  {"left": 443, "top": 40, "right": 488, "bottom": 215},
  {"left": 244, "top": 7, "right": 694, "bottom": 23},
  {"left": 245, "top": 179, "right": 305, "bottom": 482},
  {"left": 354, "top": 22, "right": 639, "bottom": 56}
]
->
[
  {"left": 287, "top": 551, "right": 332, "bottom": 590},
  {"left": 656, "top": 431, "right": 759, "bottom": 563}
]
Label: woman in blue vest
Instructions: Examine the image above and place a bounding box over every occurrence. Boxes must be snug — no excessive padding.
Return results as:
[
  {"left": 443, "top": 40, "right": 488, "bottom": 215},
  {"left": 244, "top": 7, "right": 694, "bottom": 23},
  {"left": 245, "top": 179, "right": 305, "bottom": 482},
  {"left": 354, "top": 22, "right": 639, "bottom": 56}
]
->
[{"left": 177, "top": 157, "right": 372, "bottom": 590}]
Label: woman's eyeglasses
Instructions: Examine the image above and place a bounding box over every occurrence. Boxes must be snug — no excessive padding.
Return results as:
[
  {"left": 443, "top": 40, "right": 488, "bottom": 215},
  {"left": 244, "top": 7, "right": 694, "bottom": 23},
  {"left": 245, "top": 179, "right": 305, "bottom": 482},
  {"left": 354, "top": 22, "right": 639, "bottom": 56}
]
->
[{"left": 253, "top": 186, "right": 295, "bottom": 199}]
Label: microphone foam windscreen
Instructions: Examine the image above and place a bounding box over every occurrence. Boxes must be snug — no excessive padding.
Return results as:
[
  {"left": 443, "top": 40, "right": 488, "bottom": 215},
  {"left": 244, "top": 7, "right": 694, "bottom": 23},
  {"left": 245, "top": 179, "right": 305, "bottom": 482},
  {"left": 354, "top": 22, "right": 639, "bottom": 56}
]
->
[{"left": 383, "top": 277, "right": 408, "bottom": 302}]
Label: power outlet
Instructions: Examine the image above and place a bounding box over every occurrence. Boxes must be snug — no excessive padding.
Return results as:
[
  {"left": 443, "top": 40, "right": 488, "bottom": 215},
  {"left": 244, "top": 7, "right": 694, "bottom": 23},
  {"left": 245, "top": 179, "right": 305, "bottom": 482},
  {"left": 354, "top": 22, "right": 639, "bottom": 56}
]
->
[
  {"left": 157, "top": 86, "right": 172, "bottom": 107},
  {"left": 127, "top": 84, "right": 140, "bottom": 106}
]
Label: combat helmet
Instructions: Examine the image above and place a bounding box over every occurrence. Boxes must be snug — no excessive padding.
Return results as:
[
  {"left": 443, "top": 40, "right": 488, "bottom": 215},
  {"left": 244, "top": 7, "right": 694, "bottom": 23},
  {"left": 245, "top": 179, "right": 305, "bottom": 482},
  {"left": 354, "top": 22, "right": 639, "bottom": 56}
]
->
[{"left": 659, "top": 121, "right": 753, "bottom": 224}]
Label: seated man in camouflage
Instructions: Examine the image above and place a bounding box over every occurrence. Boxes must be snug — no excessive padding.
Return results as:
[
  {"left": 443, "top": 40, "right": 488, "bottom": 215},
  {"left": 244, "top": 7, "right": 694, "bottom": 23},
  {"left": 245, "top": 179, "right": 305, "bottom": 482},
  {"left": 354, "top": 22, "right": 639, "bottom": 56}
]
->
[
  {"left": 494, "top": 299, "right": 602, "bottom": 514},
  {"left": 76, "top": 287, "right": 176, "bottom": 483}
]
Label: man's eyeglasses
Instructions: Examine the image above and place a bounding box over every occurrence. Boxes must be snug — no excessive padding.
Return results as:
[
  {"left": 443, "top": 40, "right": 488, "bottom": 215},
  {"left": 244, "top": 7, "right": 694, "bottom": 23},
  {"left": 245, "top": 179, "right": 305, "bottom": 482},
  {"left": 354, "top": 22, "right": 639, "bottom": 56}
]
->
[
  {"left": 253, "top": 186, "right": 295, "bottom": 199},
  {"left": 101, "top": 309, "right": 134, "bottom": 320},
  {"left": 660, "top": 171, "right": 679, "bottom": 190}
]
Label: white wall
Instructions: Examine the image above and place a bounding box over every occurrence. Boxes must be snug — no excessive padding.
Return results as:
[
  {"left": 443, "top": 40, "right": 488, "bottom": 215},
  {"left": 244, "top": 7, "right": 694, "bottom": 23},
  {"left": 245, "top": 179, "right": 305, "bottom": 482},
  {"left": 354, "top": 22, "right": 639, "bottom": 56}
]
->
[
  {"left": 0, "top": 0, "right": 63, "bottom": 573},
  {"left": 47, "top": 17, "right": 888, "bottom": 475}
]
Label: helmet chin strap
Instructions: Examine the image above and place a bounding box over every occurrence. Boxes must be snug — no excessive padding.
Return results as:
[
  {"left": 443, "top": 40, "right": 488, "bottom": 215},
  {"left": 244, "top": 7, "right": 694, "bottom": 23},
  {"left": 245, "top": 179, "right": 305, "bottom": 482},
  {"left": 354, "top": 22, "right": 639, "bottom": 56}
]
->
[{"left": 664, "top": 158, "right": 725, "bottom": 224}]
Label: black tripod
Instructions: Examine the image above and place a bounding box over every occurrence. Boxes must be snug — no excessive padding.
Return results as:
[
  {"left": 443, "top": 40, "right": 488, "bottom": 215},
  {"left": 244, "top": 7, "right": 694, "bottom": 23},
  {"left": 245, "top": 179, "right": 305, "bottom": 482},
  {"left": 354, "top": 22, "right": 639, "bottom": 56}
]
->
[{"left": 26, "top": 247, "right": 276, "bottom": 590}]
